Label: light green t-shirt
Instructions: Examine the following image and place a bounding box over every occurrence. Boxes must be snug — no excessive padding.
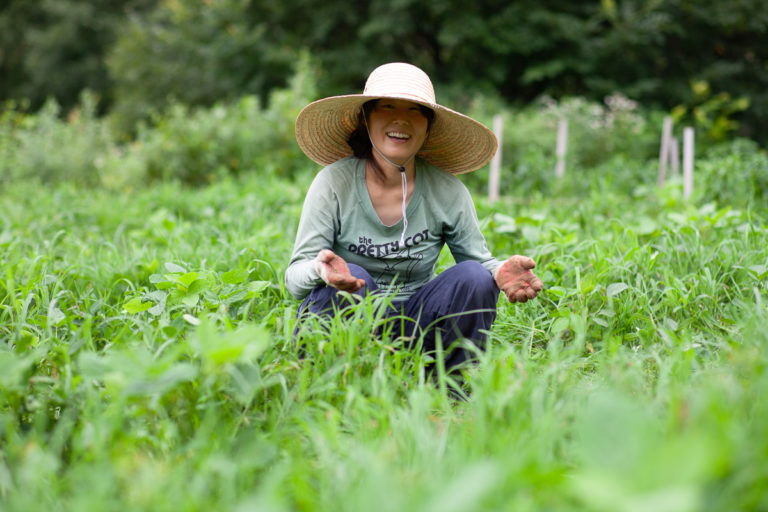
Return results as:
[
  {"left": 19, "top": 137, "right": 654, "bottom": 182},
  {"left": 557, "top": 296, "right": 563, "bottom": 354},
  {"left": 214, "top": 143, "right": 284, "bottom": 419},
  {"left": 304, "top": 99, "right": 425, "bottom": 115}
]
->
[{"left": 285, "top": 156, "right": 501, "bottom": 301}]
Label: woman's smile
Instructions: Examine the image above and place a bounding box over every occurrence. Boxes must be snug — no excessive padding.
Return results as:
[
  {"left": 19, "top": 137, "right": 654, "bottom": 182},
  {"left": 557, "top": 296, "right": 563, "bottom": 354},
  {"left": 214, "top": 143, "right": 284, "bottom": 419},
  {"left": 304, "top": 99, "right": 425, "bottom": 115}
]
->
[{"left": 386, "top": 130, "right": 411, "bottom": 141}]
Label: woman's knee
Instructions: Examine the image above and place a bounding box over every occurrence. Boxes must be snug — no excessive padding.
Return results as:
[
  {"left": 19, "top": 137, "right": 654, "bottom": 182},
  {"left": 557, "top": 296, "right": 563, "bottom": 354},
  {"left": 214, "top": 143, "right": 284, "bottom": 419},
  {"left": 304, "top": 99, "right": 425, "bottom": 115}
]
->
[{"left": 453, "top": 261, "right": 497, "bottom": 295}]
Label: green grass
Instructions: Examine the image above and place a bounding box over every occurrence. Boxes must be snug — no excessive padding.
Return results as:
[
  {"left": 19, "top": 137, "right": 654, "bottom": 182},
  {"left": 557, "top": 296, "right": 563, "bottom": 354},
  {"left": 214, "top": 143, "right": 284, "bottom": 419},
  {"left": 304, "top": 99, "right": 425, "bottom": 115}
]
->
[{"left": 1, "top": 161, "right": 768, "bottom": 511}]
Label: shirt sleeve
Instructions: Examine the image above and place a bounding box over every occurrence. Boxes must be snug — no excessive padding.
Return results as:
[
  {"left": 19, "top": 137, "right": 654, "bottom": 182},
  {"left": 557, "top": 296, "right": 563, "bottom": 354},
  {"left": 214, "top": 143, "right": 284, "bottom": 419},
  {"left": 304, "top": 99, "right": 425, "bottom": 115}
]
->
[
  {"left": 444, "top": 183, "right": 502, "bottom": 277},
  {"left": 284, "top": 170, "right": 339, "bottom": 299}
]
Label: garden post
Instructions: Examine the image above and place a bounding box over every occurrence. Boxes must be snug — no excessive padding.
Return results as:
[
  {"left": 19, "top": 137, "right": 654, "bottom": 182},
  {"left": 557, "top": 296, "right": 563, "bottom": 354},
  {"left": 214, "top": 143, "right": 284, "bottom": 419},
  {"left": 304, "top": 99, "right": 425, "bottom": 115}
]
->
[{"left": 489, "top": 114, "right": 503, "bottom": 203}]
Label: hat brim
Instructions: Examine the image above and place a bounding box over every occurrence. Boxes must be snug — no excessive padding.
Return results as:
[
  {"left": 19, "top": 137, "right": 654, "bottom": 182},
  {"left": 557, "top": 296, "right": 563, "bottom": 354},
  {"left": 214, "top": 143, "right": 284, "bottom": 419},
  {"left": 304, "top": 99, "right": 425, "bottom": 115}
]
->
[{"left": 295, "top": 94, "right": 498, "bottom": 175}]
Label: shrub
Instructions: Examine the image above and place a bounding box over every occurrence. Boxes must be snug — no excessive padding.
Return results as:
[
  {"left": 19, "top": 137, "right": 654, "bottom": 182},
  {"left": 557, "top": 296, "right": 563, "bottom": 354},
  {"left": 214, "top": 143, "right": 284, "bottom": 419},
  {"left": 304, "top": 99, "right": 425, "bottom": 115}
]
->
[
  {"left": 696, "top": 138, "right": 768, "bottom": 206},
  {"left": 0, "top": 91, "right": 111, "bottom": 187},
  {"left": 130, "top": 54, "right": 318, "bottom": 186}
]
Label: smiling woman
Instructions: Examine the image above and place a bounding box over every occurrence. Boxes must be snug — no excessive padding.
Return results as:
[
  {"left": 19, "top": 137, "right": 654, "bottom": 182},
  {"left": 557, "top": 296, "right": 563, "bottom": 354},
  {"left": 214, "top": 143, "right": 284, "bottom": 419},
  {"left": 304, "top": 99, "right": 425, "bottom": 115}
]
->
[{"left": 286, "top": 62, "right": 544, "bottom": 373}]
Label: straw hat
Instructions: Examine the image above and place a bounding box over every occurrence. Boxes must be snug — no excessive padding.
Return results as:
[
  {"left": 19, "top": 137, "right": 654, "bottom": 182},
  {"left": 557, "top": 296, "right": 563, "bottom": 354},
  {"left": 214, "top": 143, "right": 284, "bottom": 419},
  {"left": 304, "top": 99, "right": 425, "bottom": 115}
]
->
[{"left": 295, "top": 62, "right": 498, "bottom": 175}]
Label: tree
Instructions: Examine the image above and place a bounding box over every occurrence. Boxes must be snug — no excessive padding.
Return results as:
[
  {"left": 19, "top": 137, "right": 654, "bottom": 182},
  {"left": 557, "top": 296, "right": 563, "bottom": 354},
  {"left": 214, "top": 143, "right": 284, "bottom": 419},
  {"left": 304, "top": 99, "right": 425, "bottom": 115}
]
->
[
  {"left": 2, "top": 0, "right": 767, "bottom": 142},
  {"left": 0, "top": 0, "right": 156, "bottom": 113}
]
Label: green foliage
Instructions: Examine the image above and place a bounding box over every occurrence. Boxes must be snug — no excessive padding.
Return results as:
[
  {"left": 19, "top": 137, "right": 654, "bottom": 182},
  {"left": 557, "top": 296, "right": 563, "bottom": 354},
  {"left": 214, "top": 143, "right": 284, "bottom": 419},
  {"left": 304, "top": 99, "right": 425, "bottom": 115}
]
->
[
  {"left": 2, "top": 138, "right": 768, "bottom": 509},
  {"left": 4, "top": 0, "right": 768, "bottom": 143},
  {"left": 106, "top": 0, "right": 296, "bottom": 133},
  {"left": 695, "top": 139, "right": 768, "bottom": 206},
  {"left": 0, "top": 60, "right": 318, "bottom": 188},
  {"left": 132, "top": 55, "right": 317, "bottom": 185},
  {"left": 671, "top": 80, "right": 751, "bottom": 144},
  {"left": 0, "top": 0, "right": 156, "bottom": 112},
  {"left": 3, "top": 71, "right": 765, "bottom": 210},
  {"left": 0, "top": 91, "right": 112, "bottom": 187},
  {"left": 461, "top": 94, "right": 662, "bottom": 198}
]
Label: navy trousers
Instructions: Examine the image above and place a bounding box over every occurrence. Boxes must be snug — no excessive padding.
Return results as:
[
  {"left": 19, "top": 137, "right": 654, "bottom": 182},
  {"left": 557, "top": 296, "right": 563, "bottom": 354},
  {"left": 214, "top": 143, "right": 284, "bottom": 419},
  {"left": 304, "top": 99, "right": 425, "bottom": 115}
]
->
[{"left": 296, "top": 260, "right": 499, "bottom": 369}]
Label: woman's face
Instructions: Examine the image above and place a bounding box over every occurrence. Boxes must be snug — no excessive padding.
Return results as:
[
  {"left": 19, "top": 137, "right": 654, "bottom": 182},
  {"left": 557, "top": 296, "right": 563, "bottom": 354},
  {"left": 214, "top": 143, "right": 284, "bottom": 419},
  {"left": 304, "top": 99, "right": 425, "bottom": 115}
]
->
[{"left": 366, "top": 99, "right": 430, "bottom": 165}]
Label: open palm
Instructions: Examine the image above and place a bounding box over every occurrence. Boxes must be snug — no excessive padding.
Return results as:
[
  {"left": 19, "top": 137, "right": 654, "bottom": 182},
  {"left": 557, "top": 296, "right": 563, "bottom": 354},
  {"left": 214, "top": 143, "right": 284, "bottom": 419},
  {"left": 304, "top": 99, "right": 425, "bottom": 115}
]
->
[
  {"left": 315, "top": 249, "right": 365, "bottom": 292},
  {"left": 495, "top": 255, "right": 544, "bottom": 303}
]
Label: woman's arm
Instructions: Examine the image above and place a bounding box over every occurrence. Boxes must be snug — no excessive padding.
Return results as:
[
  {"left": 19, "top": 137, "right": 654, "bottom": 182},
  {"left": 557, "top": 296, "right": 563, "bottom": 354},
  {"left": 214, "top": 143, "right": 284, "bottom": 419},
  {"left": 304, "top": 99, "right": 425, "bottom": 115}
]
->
[
  {"left": 284, "top": 172, "right": 339, "bottom": 299},
  {"left": 443, "top": 184, "right": 502, "bottom": 276}
]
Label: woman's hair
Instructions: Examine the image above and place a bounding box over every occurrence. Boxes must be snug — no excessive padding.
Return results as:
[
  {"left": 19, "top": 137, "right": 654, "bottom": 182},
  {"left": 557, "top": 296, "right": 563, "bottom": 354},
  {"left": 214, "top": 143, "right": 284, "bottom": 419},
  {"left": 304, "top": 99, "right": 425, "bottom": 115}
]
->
[{"left": 347, "top": 99, "right": 435, "bottom": 177}]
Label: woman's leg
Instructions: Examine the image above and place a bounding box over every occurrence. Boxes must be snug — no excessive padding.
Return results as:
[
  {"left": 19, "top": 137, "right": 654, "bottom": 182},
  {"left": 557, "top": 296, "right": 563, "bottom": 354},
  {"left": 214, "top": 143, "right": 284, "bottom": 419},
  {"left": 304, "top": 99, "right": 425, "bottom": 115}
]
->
[
  {"left": 293, "top": 264, "right": 377, "bottom": 354},
  {"left": 296, "top": 264, "right": 377, "bottom": 317},
  {"left": 293, "top": 264, "right": 379, "bottom": 352},
  {"left": 397, "top": 260, "right": 499, "bottom": 369}
]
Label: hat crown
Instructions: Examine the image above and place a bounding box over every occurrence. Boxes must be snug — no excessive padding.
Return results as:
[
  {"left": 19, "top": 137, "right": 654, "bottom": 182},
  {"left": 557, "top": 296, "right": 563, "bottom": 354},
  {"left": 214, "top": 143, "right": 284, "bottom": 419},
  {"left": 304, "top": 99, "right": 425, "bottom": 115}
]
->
[{"left": 363, "top": 63, "right": 436, "bottom": 106}]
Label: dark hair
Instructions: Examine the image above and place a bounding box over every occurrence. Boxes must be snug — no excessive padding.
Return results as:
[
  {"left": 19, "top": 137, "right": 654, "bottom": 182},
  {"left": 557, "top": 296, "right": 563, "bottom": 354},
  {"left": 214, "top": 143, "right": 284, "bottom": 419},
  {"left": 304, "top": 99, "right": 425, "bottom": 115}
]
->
[{"left": 346, "top": 99, "right": 435, "bottom": 177}]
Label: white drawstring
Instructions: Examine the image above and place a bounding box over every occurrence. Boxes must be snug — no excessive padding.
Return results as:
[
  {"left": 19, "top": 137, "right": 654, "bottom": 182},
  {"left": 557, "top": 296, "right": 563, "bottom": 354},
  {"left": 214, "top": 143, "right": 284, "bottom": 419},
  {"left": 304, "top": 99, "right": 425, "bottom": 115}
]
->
[{"left": 399, "top": 169, "right": 408, "bottom": 246}]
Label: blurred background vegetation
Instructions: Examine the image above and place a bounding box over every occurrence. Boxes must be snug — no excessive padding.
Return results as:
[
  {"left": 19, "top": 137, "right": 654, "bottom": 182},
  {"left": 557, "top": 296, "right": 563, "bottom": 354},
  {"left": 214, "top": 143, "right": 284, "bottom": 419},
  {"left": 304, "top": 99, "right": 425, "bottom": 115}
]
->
[{"left": 0, "top": 0, "right": 765, "bottom": 190}]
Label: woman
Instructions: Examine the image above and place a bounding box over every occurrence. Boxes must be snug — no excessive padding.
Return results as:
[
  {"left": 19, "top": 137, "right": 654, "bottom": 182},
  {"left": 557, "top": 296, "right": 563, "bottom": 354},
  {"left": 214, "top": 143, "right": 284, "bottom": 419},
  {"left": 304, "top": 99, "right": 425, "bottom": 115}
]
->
[{"left": 286, "top": 62, "right": 543, "bottom": 368}]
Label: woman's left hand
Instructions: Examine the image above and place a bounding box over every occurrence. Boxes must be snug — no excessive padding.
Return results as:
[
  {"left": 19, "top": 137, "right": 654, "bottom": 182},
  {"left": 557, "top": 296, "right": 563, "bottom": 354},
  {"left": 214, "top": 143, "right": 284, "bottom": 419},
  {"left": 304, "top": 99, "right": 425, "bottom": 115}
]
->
[{"left": 495, "top": 255, "right": 544, "bottom": 303}]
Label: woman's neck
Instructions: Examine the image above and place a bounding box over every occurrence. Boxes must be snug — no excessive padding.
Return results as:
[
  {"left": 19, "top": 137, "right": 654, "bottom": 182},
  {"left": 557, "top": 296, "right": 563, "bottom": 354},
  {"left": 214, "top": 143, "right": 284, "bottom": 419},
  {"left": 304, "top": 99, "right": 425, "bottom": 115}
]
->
[{"left": 368, "top": 154, "right": 416, "bottom": 186}]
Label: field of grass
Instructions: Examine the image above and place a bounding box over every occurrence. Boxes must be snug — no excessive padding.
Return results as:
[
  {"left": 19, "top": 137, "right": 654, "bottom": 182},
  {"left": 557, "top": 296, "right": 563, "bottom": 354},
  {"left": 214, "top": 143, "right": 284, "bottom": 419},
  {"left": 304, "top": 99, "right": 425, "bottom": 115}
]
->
[{"left": 2, "top": 143, "right": 768, "bottom": 511}]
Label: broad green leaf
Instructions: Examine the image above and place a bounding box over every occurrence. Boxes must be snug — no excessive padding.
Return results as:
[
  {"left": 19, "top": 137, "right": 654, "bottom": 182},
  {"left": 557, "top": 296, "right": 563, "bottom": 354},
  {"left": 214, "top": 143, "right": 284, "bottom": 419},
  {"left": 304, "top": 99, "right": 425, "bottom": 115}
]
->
[
  {"left": 0, "top": 349, "right": 41, "bottom": 389},
  {"left": 182, "top": 293, "right": 199, "bottom": 308},
  {"left": 124, "top": 363, "right": 198, "bottom": 397},
  {"left": 146, "top": 291, "right": 168, "bottom": 316},
  {"left": 223, "top": 290, "right": 248, "bottom": 305},
  {"left": 167, "top": 289, "right": 186, "bottom": 306},
  {"left": 248, "top": 281, "right": 271, "bottom": 294},
  {"left": 149, "top": 273, "right": 169, "bottom": 284},
  {"left": 148, "top": 302, "right": 166, "bottom": 316},
  {"left": 150, "top": 273, "right": 174, "bottom": 289},
  {"left": 552, "top": 316, "right": 570, "bottom": 333},
  {"left": 143, "top": 259, "right": 160, "bottom": 273},
  {"left": 176, "top": 271, "right": 199, "bottom": 288},
  {"left": 545, "top": 286, "right": 567, "bottom": 298},
  {"left": 165, "top": 262, "right": 187, "bottom": 273},
  {"left": 207, "top": 345, "right": 246, "bottom": 365},
  {"left": 188, "top": 277, "right": 212, "bottom": 295},
  {"left": 191, "top": 318, "right": 268, "bottom": 368},
  {"left": 47, "top": 302, "right": 66, "bottom": 327},
  {"left": 123, "top": 297, "right": 152, "bottom": 314},
  {"left": 221, "top": 268, "right": 249, "bottom": 284},
  {"left": 145, "top": 290, "right": 167, "bottom": 302},
  {"left": 606, "top": 283, "right": 629, "bottom": 298}
]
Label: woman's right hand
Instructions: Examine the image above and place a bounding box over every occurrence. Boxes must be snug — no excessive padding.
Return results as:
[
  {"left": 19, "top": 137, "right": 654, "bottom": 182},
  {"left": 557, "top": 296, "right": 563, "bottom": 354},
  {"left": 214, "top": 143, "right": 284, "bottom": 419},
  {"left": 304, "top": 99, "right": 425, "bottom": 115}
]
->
[{"left": 314, "top": 249, "right": 365, "bottom": 292}]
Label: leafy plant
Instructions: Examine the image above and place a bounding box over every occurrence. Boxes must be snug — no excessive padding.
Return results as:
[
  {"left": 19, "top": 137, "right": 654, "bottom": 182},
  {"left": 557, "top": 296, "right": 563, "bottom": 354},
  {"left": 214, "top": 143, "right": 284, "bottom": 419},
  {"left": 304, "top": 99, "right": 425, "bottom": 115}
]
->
[
  {"left": 2, "top": 96, "right": 768, "bottom": 512},
  {"left": 671, "top": 80, "right": 750, "bottom": 145}
]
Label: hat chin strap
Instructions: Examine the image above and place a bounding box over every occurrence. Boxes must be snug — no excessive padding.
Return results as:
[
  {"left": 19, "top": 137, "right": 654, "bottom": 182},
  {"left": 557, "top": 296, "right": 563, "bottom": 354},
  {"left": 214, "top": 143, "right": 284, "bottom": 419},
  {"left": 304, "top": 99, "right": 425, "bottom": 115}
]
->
[{"left": 363, "top": 117, "right": 413, "bottom": 247}]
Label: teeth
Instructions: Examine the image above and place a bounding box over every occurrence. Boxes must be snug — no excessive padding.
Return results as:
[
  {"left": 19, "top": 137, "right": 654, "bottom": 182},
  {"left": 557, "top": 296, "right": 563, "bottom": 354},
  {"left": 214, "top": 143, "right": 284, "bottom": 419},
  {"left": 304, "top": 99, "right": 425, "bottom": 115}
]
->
[{"left": 387, "top": 132, "right": 410, "bottom": 139}]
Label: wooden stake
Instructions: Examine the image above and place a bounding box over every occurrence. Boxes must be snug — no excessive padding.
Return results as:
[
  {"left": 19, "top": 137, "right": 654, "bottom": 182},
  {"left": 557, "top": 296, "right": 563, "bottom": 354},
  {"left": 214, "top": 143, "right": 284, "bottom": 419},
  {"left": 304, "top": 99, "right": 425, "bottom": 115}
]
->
[
  {"left": 657, "top": 116, "right": 673, "bottom": 186},
  {"left": 683, "top": 127, "right": 694, "bottom": 199},
  {"left": 555, "top": 118, "right": 568, "bottom": 178},
  {"left": 670, "top": 136, "right": 680, "bottom": 177},
  {"left": 489, "top": 114, "right": 503, "bottom": 203}
]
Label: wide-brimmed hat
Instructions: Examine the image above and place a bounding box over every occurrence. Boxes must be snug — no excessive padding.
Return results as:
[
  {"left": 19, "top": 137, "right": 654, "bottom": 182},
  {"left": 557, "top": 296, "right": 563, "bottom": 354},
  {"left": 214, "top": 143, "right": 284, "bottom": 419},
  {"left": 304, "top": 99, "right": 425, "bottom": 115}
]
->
[{"left": 295, "top": 62, "right": 498, "bottom": 175}]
